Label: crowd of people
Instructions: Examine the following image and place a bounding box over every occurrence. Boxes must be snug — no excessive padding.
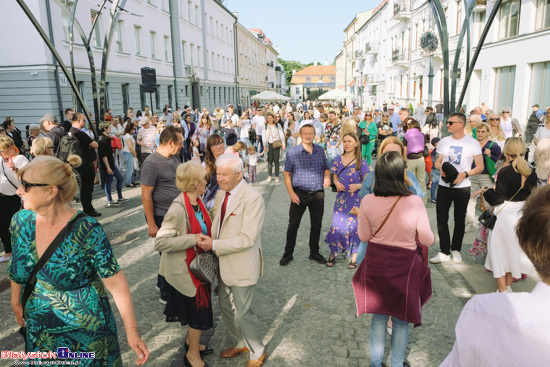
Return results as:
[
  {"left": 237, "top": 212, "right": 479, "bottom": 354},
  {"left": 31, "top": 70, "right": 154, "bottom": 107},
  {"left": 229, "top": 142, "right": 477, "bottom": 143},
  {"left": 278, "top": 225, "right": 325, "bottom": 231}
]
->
[{"left": 1, "top": 99, "right": 549, "bottom": 366}]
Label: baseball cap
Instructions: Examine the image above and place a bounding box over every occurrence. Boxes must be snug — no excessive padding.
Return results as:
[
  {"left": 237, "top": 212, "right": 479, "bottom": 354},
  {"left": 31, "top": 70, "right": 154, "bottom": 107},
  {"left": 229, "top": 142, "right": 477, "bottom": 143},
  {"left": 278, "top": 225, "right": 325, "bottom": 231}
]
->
[
  {"left": 41, "top": 113, "right": 57, "bottom": 123},
  {"left": 140, "top": 117, "right": 150, "bottom": 126},
  {"left": 532, "top": 104, "right": 539, "bottom": 108},
  {"left": 431, "top": 137, "right": 441, "bottom": 145}
]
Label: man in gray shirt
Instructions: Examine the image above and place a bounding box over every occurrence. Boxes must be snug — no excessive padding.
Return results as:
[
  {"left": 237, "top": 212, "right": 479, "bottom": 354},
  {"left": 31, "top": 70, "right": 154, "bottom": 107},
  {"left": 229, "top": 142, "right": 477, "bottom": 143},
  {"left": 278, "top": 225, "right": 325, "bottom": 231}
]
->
[{"left": 141, "top": 125, "right": 184, "bottom": 304}]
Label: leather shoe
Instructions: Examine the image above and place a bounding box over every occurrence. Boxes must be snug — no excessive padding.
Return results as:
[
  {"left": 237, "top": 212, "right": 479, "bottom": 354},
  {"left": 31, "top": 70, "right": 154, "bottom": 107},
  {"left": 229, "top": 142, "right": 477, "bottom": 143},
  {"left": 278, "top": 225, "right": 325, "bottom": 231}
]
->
[
  {"left": 85, "top": 210, "right": 102, "bottom": 217},
  {"left": 309, "top": 253, "right": 327, "bottom": 264},
  {"left": 184, "top": 342, "right": 214, "bottom": 356},
  {"left": 219, "top": 346, "right": 249, "bottom": 358},
  {"left": 279, "top": 254, "right": 293, "bottom": 266},
  {"left": 184, "top": 354, "right": 210, "bottom": 367},
  {"left": 246, "top": 352, "right": 267, "bottom": 367}
]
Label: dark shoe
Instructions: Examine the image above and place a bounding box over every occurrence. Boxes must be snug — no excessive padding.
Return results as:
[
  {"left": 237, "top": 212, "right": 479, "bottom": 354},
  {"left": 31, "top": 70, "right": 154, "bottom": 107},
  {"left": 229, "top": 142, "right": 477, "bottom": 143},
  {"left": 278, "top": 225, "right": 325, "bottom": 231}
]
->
[
  {"left": 117, "top": 197, "right": 129, "bottom": 203},
  {"left": 85, "top": 211, "right": 102, "bottom": 217},
  {"left": 213, "top": 285, "right": 219, "bottom": 295},
  {"left": 347, "top": 262, "right": 358, "bottom": 269},
  {"left": 309, "top": 253, "right": 327, "bottom": 264},
  {"left": 326, "top": 255, "right": 336, "bottom": 268},
  {"left": 184, "top": 353, "right": 210, "bottom": 367},
  {"left": 279, "top": 254, "right": 293, "bottom": 266},
  {"left": 219, "top": 346, "right": 249, "bottom": 358},
  {"left": 185, "top": 342, "right": 214, "bottom": 356}
]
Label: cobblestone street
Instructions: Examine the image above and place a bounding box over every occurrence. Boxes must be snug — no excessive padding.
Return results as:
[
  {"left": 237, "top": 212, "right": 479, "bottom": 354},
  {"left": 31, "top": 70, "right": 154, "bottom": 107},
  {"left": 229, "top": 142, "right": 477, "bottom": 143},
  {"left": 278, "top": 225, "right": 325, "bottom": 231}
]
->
[{"left": 0, "top": 161, "right": 538, "bottom": 367}]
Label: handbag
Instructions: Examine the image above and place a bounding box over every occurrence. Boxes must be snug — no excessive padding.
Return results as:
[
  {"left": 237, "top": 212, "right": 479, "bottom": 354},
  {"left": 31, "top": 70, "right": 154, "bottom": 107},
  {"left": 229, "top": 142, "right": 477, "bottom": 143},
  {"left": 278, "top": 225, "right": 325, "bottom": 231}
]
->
[
  {"left": 478, "top": 175, "right": 526, "bottom": 229},
  {"left": 272, "top": 140, "right": 283, "bottom": 149},
  {"left": 484, "top": 141, "right": 497, "bottom": 181},
  {"left": 422, "top": 145, "right": 430, "bottom": 158},
  {"left": 360, "top": 134, "right": 370, "bottom": 145},
  {"left": 189, "top": 248, "right": 219, "bottom": 284},
  {"left": 19, "top": 212, "right": 85, "bottom": 352},
  {"left": 248, "top": 127, "right": 257, "bottom": 142}
]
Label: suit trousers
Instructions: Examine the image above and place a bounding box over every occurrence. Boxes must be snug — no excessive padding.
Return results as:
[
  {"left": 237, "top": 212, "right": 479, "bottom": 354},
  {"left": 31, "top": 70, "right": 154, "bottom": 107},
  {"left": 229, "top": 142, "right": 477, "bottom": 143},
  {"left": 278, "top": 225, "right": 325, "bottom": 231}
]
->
[
  {"left": 284, "top": 190, "right": 324, "bottom": 256},
  {"left": 218, "top": 278, "right": 265, "bottom": 360}
]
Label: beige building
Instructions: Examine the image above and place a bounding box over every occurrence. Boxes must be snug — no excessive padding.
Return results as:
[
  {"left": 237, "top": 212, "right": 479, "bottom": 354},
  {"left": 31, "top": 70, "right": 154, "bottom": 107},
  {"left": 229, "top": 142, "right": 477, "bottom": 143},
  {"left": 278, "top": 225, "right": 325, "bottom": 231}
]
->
[{"left": 235, "top": 25, "right": 279, "bottom": 106}]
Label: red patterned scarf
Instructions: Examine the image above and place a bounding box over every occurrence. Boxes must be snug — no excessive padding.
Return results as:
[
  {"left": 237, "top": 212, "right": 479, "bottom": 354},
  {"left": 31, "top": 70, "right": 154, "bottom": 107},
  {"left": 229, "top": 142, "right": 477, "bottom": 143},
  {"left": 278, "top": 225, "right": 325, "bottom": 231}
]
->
[{"left": 183, "top": 193, "right": 212, "bottom": 310}]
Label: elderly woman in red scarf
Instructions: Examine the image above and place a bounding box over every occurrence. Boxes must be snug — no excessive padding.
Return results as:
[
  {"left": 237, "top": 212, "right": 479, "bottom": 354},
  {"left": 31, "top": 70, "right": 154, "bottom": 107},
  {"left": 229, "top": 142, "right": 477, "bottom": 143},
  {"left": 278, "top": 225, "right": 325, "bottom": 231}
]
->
[{"left": 155, "top": 161, "right": 214, "bottom": 367}]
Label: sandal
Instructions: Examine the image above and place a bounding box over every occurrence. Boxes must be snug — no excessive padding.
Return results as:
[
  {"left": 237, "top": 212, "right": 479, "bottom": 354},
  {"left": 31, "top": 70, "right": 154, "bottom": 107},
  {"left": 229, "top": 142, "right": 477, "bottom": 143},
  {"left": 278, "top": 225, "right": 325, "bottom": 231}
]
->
[
  {"left": 326, "top": 256, "right": 336, "bottom": 268},
  {"left": 348, "top": 262, "right": 358, "bottom": 269}
]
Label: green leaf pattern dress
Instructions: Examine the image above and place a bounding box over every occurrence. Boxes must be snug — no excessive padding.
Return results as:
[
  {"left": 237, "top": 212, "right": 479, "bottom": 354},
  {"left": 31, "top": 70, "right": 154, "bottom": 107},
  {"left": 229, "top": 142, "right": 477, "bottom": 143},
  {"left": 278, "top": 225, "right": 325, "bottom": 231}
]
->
[{"left": 8, "top": 210, "right": 122, "bottom": 366}]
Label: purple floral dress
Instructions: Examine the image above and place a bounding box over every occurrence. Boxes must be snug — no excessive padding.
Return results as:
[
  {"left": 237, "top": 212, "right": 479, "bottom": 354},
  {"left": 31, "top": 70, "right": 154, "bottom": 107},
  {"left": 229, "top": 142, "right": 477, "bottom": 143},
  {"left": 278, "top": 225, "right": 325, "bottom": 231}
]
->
[{"left": 325, "top": 156, "right": 369, "bottom": 256}]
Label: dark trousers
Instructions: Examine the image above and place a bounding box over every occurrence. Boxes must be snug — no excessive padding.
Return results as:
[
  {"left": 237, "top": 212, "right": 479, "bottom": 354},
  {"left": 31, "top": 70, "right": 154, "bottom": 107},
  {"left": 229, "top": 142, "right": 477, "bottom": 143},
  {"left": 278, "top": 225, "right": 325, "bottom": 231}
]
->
[
  {"left": 256, "top": 135, "right": 264, "bottom": 157},
  {"left": 141, "top": 152, "right": 151, "bottom": 164},
  {"left": 436, "top": 185, "right": 470, "bottom": 255},
  {"left": 153, "top": 215, "right": 170, "bottom": 301},
  {"left": 103, "top": 165, "right": 123, "bottom": 202},
  {"left": 0, "top": 194, "right": 21, "bottom": 254},
  {"left": 284, "top": 190, "right": 324, "bottom": 256},
  {"left": 267, "top": 144, "right": 281, "bottom": 177},
  {"left": 524, "top": 122, "right": 539, "bottom": 145},
  {"left": 80, "top": 162, "right": 95, "bottom": 214}
]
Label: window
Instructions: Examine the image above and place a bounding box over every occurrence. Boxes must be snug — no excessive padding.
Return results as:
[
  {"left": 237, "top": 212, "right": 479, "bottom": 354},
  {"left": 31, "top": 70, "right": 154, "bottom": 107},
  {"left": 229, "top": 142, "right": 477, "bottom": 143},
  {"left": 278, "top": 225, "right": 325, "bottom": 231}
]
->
[
  {"left": 197, "top": 46, "right": 202, "bottom": 67},
  {"left": 456, "top": 0, "right": 463, "bottom": 36},
  {"left": 147, "top": 0, "right": 154, "bottom": 5},
  {"left": 167, "top": 85, "right": 173, "bottom": 108},
  {"left": 182, "top": 41, "right": 186, "bottom": 64},
  {"left": 216, "top": 21, "right": 219, "bottom": 38},
  {"left": 188, "top": 1, "right": 192, "bottom": 23},
  {"left": 212, "top": 52, "right": 215, "bottom": 70},
  {"left": 213, "top": 87, "right": 216, "bottom": 103},
  {"left": 164, "top": 35, "right": 170, "bottom": 61},
  {"left": 62, "top": 15, "right": 72, "bottom": 41},
  {"left": 217, "top": 55, "right": 221, "bottom": 72},
  {"left": 195, "top": 5, "right": 200, "bottom": 27},
  {"left": 139, "top": 85, "right": 146, "bottom": 110},
  {"left": 134, "top": 26, "right": 141, "bottom": 55},
  {"left": 210, "top": 17, "right": 213, "bottom": 35},
  {"left": 115, "top": 21, "right": 123, "bottom": 52},
  {"left": 190, "top": 43, "right": 194, "bottom": 66},
  {"left": 180, "top": 0, "right": 185, "bottom": 19},
  {"left": 528, "top": 61, "right": 550, "bottom": 108},
  {"left": 90, "top": 11, "right": 101, "bottom": 47},
  {"left": 150, "top": 31, "right": 157, "bottom": 58},
  {"left": 536, "top": 0, "right": 550, "bottom": 30},
  {"left": 499, "top": 0, "right": 520, "bottom": 39},
  {"left": 161, "top": 0, "right": 167, "bottom": 11},
  {"left": 494, "top": 66, "right": 516, "bottom": 112},
  {"left": 121, "top": 84, "right": 130, "bottom": 113},
  {"left": 185, "top": 85, "right": 189, "bottom": 97},
  {"left": 296, "top": 87, "right": 300, "bottom": 95}
]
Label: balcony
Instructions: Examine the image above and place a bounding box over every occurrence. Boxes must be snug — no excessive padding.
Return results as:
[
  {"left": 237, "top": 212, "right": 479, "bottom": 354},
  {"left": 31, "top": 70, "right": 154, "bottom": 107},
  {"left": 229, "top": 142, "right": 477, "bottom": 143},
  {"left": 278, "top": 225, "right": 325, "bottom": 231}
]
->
[
  {"left": 473, "top": 0, "right": 486, "bottom": 12},
  {"left": 392, "top": 48, "right": 409, "bottom": 66},
  {"left": 354, "top": 50, "right": 365, "bottom": 60},
  {"left": 365, "top": 42, "right": 378, "bottom": 54},
  {"left": 393, "top": 1, "right": 411, "bottom": 21}
]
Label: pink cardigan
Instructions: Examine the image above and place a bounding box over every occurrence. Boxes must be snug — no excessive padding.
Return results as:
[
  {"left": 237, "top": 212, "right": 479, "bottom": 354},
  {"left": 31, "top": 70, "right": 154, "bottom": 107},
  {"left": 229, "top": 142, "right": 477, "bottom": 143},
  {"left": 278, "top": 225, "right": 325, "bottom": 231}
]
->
[{"left": 358, "top": 194, "right": 434, "bottom": 250}]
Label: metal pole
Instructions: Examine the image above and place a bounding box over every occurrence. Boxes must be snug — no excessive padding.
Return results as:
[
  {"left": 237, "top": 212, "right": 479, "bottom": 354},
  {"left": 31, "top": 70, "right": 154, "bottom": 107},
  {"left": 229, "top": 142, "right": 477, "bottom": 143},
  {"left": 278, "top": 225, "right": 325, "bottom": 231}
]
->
[
  {"left": 45, "top": 0, "right": 64, "bottom": 121},
  {"left": 428, "top": 56, "right": 434, "bottom": 107}
]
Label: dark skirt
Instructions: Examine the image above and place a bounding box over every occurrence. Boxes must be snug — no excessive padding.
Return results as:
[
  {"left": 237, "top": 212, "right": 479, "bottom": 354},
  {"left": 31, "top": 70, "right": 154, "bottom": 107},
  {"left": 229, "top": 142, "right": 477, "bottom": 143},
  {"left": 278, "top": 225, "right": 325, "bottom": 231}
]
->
[{"left": 163, "top": 282, "right": 213, "bottom": 331}]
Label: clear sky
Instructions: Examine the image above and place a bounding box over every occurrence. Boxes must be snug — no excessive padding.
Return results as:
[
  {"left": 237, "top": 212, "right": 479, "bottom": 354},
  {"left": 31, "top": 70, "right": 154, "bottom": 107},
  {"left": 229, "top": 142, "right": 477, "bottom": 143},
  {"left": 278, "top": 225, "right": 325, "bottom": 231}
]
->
[{"left": 225, "top": 0, "right": 382, "bottom": 64}]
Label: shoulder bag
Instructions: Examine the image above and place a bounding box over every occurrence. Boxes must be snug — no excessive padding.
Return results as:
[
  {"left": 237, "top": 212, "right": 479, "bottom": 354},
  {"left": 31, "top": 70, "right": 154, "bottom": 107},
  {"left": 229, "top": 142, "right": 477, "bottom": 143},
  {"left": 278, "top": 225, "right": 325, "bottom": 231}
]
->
[
  {"left": 478, "top": 175, "right": 525, "bottom": 229},
  {"left": 484, "top": 141, "right": 497, "bottom": 181},
  {"left": 372, "top": 196, "right": 402, "bottom": 238},
  {"left": 19, "top": 212, "right": 85, "bottom": 351},
  {"left": 179, "top": 202, "right": 219, "bottom": 284}
]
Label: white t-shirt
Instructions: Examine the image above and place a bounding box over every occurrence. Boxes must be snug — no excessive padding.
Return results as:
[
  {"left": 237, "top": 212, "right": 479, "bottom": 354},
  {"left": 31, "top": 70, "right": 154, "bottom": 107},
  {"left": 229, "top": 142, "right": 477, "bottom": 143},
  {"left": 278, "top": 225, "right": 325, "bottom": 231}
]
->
[
  {"left": 246, "top": 152, "right": 259, "bottom": 166},
  {"left": 252, "top": 115, "right": 265, "bottom": 135},
  {"left": 300, "top": 119, "right": 313, "bottom": 128},
  {"left": 122, "top": 133, "right": 135, "bottom": 153},
  {"left": 1, "top": 155, "right": 29, "bottom": 196},
  {"left": 240, "top": 119, "right": 251, "bottom": 138},
  {"left": 436, "top": 135, "right": 482, "bottom": 188},
  {"left": 500, "top": 117, "right": 514, "bottom": 139},
  {"left": 313, "top": 109, "right": 321, "bottom": 119}
]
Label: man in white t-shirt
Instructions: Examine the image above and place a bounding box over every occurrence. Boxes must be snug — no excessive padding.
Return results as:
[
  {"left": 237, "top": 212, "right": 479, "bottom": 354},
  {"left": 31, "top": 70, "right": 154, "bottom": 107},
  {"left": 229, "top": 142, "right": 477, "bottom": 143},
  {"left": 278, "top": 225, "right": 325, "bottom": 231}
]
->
[
  {"left": 430, "top": 112, "right": 483, "bottom": 264},
  {"left": 252, "top": 107, "right": 266, "bottom": 157}
]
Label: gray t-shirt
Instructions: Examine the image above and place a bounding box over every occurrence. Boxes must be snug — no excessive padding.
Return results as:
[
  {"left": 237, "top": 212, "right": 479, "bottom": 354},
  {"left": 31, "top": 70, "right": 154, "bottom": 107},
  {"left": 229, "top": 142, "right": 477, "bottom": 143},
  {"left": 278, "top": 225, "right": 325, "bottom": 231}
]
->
[{"left": 141, "top": 151, "right": 181, "bottom": 216}]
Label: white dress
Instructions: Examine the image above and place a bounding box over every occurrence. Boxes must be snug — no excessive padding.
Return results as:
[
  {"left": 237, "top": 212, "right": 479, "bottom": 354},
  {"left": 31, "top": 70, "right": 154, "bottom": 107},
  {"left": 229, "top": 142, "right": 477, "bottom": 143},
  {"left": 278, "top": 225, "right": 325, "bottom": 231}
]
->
[{"left": 485, "top": 200, "right": 534, "bottom": 278}]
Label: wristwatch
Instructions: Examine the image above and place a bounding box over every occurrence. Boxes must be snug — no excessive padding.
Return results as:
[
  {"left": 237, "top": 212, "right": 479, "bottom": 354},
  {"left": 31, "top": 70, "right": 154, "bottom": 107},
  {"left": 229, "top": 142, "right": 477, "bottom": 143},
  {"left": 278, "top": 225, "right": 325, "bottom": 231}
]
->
[{"left": 464, "top": 171, "right": 469, "bottom": 178}]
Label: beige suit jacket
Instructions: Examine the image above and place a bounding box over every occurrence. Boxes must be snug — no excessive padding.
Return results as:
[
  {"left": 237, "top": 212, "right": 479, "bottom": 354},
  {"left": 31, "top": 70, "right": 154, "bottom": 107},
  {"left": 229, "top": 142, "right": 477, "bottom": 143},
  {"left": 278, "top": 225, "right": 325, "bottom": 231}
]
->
[
  {"left": 154, "top": 193, "right": 209, "bottom": 297},
  {"left": 212, "top": 181, "right": 265, "bottom": 287}
]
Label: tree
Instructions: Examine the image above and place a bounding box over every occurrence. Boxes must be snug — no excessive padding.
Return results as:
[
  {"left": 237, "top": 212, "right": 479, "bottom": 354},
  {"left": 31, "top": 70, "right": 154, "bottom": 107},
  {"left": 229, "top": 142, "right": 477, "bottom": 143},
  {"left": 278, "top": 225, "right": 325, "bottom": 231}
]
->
[{"left": 278, "top": 58, "right": 313, "bottom": 87}]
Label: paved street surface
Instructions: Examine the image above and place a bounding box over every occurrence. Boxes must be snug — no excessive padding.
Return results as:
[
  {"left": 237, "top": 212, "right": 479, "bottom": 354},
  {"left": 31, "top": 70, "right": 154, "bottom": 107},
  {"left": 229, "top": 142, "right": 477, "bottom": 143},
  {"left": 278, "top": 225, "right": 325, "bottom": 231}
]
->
[{"left": 0, "top": 161, "right": 538, "bottom": 367}]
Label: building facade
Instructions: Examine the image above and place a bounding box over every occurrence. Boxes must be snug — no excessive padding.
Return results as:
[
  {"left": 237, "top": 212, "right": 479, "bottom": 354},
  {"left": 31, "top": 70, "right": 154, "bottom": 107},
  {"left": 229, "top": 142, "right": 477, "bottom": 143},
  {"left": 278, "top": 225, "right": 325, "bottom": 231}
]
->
[
  {"left": 290, "top": 63, "right": 336, "bottom": 102},
  {"left": 1, "top": 0, "right": 285, "bottom": 128}
]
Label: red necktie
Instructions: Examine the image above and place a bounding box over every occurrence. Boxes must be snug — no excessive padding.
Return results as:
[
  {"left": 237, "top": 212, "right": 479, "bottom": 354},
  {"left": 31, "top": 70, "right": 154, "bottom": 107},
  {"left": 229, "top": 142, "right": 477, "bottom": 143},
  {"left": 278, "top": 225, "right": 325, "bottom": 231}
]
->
[{"left": 219, "top": 191, "right": 231, "bottom": 229}]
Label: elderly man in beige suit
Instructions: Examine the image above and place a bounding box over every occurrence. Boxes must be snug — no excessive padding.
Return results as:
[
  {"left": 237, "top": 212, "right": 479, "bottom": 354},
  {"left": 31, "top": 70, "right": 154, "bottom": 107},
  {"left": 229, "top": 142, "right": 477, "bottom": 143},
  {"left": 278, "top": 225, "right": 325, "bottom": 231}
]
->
[{"left": 198, "top": 153, "right": 267, "bottom": 367}]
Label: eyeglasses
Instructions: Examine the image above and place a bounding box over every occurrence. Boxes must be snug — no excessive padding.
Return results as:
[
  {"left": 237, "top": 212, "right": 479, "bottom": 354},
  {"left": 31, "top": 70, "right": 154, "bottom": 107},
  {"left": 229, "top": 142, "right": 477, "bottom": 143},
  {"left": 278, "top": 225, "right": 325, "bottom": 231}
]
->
[
  {"left": 490, "top": 118, "right": 500, "bottom": 121},
  {"left": 20, "top": 178, "right": 62, "bottom": 193},
  {"left": 212, "top": 142, "right": 225, "bottom": 148}
]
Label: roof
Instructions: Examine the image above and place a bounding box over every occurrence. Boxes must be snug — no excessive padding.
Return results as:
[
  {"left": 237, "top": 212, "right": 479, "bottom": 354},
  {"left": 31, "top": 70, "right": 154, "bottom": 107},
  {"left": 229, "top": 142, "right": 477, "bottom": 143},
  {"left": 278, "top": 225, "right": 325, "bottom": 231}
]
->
[{"left": 290, "top": 65, "right": 336, "bottom": 84}]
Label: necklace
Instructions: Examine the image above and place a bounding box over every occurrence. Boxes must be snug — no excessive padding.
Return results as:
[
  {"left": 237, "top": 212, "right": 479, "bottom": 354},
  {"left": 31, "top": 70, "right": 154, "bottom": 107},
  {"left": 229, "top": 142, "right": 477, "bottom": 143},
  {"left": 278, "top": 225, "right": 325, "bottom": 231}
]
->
[{"left": 191, "top": 204, "right": 200, "bottom": 213}]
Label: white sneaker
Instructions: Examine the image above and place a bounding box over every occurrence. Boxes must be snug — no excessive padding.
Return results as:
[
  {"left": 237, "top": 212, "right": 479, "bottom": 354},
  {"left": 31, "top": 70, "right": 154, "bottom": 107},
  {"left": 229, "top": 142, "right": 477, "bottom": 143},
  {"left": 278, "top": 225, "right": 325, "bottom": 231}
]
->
[
  {"left": 452, "top": 251, "right": 463, "bottom": 264},
  {"left": 429, "top": 252, "right": 451, "bottom": 264},
  {"left": 159, "top": 298, "right": 167, "bottom": 305},
  {"left": 265, "top": 176, "right": 272, "bottom": 182},
  {"left": 506, "top": 285, "right": 513, "bottom": 292}
]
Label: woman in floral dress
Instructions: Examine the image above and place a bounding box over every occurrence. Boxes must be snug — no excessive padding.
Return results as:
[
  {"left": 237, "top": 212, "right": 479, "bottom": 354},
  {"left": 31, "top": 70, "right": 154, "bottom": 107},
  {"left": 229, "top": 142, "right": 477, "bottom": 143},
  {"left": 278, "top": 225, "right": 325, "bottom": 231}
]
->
[
  {"left": 325, "top": 133, "right": 369, "bottom": 269},
  {"left": 192, "top": 113, "right": 215, "bottom": 158}
]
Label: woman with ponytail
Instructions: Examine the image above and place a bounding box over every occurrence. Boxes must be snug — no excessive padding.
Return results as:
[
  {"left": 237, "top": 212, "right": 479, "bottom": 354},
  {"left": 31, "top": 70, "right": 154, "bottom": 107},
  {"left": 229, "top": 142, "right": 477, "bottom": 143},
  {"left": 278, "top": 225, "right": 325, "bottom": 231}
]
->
[
  {"left": 155, "top": 161, "right": 214, "bottom": 367},
  {"left": 475, "top": 137, "right": 538, "bottom": 293}
]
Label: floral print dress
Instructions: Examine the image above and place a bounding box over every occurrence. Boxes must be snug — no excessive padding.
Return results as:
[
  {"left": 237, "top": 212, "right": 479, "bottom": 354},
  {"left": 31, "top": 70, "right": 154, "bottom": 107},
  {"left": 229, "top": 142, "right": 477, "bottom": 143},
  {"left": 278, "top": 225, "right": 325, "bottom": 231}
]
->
[
  {"left": 325, "top": 156, "right": 369, "bottom": 256},
  {"left": 193, "top": 125, "right": 214, "bottom": 152},
  {"left": 9, "top": 210, "right": 122, "bottom": 366}
]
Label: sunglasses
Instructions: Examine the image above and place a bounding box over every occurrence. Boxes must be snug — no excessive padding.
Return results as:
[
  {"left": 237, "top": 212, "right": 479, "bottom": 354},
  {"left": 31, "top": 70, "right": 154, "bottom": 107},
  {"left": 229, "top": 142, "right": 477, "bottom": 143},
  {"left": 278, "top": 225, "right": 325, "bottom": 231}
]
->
[
  {"left": 20, "top": 178, "right": 62, "bottom": 193},
  {"left": 365, "top": 114, "right": 372, "bottom": 116},
  {"left": 502, "top": 111, "right": 510, "bottom": 113},
  {"left": 446, "top": 120, "right": 460, "bottom": 125},
  {"left": 388, "top": 109, "right": 394, "bottom": 111},
  {"left": 490, "top": 118, "right": 500, "bottom": 121}
]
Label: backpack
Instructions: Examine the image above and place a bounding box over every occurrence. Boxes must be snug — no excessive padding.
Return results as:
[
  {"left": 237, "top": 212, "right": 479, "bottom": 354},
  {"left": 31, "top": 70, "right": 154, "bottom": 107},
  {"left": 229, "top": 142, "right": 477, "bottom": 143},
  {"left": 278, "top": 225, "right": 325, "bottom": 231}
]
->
[{"left": 57, "top": 132, "right": 82, "bottom": 162}]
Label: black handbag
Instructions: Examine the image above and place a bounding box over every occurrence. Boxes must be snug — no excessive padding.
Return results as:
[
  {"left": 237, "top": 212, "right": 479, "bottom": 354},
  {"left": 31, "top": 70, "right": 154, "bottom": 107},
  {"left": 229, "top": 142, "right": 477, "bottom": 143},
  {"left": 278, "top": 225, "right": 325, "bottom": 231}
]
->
[
  {"left": 422, "top": 145, "right": 430, "bottom": 157},
  {"left": 248, "top": 128, "right": 257, "bottom": 142},
  {"left": 360, "top": 134, "right": 370, "bottom": 145},
  {"left": 189, "top": 248, "right": 219, "bottom": 284},
  {"left": 478, "top": 176, "right": 526, "bottom": 230}
]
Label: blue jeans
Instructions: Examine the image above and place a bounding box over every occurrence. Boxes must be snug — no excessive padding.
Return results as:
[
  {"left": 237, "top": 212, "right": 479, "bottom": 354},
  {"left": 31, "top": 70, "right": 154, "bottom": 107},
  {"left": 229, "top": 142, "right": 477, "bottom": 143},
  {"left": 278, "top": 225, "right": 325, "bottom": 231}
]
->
[
  {"left": 370, "top": 314, "right": 409, "bottom": 367},
  {"left": 431, "top": 169, "right": 440, "bottom": 201},
  {"left": 123, "top": 151, "right": 134, "bottom": 185},
  {"left": 356, "top": 241, "right": 368, "bottom": 264},
  {"left": 104, "top": 165, "right": 123, "bottom": 203}
]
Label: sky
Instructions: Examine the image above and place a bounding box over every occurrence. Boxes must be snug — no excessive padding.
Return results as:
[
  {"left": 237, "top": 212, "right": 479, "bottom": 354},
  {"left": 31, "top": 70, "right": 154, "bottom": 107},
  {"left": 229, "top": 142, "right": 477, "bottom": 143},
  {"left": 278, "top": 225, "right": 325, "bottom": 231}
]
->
[{"left": 225, "top": 0, "right": 381, "bottom": 64}]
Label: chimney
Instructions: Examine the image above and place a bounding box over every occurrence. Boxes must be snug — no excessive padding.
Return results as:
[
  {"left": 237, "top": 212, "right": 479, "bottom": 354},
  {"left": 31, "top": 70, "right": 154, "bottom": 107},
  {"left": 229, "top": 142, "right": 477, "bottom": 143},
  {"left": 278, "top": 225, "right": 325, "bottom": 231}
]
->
[
  {"left": 324, "top": 59, "right": 328, "bottom": 66},
  {"left": 314, "top": 60, "right": 318, "bottom": 66}
]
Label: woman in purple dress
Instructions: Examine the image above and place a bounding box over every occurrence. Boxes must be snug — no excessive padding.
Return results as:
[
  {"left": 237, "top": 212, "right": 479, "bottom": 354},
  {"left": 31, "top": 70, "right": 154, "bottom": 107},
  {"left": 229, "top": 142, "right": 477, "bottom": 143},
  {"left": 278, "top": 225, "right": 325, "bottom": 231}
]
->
[{"left": 325, "top": 132, "right": 369, "bottom": 269}]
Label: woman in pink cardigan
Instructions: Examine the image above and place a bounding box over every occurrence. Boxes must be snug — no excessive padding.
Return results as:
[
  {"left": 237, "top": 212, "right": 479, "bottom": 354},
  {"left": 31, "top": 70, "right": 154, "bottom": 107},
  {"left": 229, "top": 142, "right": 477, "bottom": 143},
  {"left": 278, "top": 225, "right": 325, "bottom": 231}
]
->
[{"left": 353, "top": 151, "right": 434, "bottom": 367}]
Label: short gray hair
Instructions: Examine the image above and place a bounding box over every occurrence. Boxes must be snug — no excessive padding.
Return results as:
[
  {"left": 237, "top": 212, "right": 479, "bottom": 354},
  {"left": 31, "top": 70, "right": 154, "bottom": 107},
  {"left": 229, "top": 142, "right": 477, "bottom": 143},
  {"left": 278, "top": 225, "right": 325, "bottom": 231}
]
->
[
  {"left": 216, "top": 153, "right": 243, "bottom": 173},
  {"left": 29, "top": 124, "right": 40, "bottom": 131}
]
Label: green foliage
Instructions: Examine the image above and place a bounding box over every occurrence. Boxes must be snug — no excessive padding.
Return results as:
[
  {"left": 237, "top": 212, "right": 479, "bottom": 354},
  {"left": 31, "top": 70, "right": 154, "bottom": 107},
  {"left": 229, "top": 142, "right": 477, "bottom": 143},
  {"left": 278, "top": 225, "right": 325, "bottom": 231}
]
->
[{"left": 278, "top": 58, "right": 314, "bottom": 87}]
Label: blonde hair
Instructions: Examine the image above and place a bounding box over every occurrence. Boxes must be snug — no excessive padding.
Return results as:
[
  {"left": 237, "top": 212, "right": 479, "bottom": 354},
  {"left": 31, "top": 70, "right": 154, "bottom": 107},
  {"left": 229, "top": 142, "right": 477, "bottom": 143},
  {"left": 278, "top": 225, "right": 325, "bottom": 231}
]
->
[
  {"left": 17, "top": 156, "right": 78, "bottom": 204},
  {"left": 176, "top": 161, "right": 206, "bottom": 192},
  {"left": 476, "top": 122, "right": 490, "bottom": 133},
  {"left": 503, "top": 137, "right": 532, "bottom": 177},
  {"left": 0, "top": 135, "right": 14, "bottom": 150},
  {"left": 488, "top": 114, "right": 505, "bottom": 141},
  {"left": 30, "top": 137, "right": 54, "bottom": 156},
  {"left": 232, "top": 141, "right": 246, "bottom": 152},
  {"left": 248, "top": 145, "right": 256, "bottom": 153},
  {"left": 338, "top": 119, "right": 358, "bottom": 145},
  {"left": 377, "top": 136, "right": 411, "bottom": 187}
]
